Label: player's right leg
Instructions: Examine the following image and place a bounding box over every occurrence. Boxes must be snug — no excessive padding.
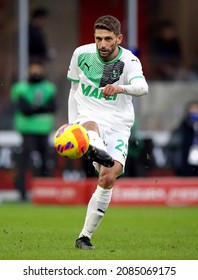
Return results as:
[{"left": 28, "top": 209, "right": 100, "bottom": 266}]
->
[
  {"left": 75, "top": 128, "right": 128, "bottom": 250},
  {"left": 75, "top": 236, "right": 95, "bottom": 250},
  {"left": 75, "top": 161, "right": 122, "bottom": 250}
]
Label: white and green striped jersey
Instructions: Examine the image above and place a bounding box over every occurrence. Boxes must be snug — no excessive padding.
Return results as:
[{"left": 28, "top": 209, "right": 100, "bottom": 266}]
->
[{"left": 67, "top": 43, "right": 145, "bottom": 136}]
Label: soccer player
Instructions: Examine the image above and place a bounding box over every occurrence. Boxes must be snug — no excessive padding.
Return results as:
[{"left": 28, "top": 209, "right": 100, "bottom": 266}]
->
[{"left": 67, "top": 15, "right": 148, "bottom": 249}]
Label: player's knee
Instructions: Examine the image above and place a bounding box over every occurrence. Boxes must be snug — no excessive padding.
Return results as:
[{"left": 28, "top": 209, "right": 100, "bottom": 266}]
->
[
  {"left": 98, "top": 170, "right": 116, "bottom": 189},
  {"left": 82, "top": 121, "right": 99, "bottom": 133}
]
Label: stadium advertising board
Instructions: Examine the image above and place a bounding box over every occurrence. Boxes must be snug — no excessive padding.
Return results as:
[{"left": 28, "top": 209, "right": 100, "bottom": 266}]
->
[{"left": 32, "top": 178, "right": 198, "bottom": 206}]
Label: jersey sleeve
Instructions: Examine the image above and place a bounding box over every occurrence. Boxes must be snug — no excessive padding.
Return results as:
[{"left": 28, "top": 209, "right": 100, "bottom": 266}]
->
[
  {"left": 67, "top": 48, "right": 80, "bottom": 82},
  {"left": 126, "top": 55, "right": 146, "bottom": 84}
]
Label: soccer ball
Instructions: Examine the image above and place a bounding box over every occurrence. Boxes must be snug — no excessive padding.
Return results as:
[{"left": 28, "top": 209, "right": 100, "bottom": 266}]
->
[{"left": 54, "top": 123, "right": 90, "bottom": 159}]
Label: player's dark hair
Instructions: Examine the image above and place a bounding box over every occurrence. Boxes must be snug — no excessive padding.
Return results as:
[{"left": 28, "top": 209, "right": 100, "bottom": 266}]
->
[{"left": 94, "top": 15, "right": 121, "bottom": 35}]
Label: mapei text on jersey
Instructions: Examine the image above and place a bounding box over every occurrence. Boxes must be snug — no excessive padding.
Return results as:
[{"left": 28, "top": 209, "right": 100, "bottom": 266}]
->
[{"left": 81, "top": 83, "right": 118, "bottom": 101}]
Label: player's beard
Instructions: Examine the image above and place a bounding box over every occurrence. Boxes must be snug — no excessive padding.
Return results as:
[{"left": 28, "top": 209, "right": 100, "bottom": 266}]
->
[{"left": 98, "top": 43, "right": 118, "bottom": 62}]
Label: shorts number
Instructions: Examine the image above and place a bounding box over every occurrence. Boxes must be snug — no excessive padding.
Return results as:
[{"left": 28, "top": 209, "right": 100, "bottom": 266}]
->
[{"left": 115, "top": 139, "right": 128, "bottom": 157}]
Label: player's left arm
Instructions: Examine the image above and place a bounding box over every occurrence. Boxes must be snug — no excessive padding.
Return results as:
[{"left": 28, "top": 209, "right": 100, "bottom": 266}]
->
[
  {"left": 119, "top": 76, "right": 148, "bottom": 96},
  {"left": 103, "top": 77, "right": 148, "bottom": 97},
  {"left": 103, "top": 56, "right": 148, "bottom": 98}
]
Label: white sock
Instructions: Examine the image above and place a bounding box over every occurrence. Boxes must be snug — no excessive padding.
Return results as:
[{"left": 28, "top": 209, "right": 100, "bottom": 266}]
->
[
  {"left": 87, "top": 130, "right": 106, "bottom": 151},
  {"left": 87, "top": 130, "right": 107, "bottom": 172},
  {"left": 79, "top": 186, "right": 112, "bottom": 239}
]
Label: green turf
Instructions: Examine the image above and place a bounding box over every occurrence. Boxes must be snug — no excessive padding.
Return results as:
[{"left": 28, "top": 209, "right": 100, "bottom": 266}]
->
[{"left": 0, "top": 202, "right": 198, "bottom": 260}]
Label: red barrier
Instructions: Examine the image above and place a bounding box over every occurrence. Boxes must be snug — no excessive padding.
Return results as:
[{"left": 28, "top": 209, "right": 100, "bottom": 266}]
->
[
  {"left": 32, "top": 179, "right": 88, "bottom": 205},
  {"left": 32, "top": 177, "right": 198, "bottom": 206},
  {"left": 111, "top": 178, "right": 198, "bottom": 206}
]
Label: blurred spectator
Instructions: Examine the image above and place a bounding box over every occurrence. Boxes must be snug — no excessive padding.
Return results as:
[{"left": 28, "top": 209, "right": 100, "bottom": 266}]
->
[
  {"left": 10, "top": 61, "right": 57, "bottom": 200},
  {"left": 175, "top": 63, "right": 198, "bottom": 81},
  {"left": 149, "top": 19, "right": 182, "bottom": 80},
  {"left": 29, "top": 7, "right": 51, "bottom": 62},
  {"left": 168, "top": 101, "right": 198, "bottom": 176}
]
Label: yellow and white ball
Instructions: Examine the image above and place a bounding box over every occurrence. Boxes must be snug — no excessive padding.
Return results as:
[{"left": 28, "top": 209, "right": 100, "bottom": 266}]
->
[{"left": 54, "top": 123, "right": 90, "bottom": 159}]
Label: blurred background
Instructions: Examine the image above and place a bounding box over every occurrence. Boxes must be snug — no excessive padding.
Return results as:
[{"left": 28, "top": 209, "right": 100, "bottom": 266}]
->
[{"left": 0, "top": 0, "right": 198, "bottom": 200}]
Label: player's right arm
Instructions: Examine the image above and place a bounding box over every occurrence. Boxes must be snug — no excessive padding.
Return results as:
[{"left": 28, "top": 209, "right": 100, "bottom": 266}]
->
[
  {"left": 67, "top": 47, "right": 81, "bottom": 123},
  {"left": 68, "top": 81, "right": 79, "bottom": 123}
]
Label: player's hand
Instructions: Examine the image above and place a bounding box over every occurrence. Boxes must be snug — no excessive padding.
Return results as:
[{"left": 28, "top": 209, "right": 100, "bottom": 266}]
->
[{"left": 102, "top": 84, "right": 123, "bottom": 98}]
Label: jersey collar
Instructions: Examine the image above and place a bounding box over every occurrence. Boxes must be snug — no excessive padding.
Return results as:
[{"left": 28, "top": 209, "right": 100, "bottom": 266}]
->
[{"left": 96, "top": 46, "right": 123, "bottom": 64}]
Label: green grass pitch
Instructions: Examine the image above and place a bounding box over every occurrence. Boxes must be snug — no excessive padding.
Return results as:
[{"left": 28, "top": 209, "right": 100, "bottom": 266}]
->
[{"left": 0, "top": 202, "right": 198, "bottom": 260}]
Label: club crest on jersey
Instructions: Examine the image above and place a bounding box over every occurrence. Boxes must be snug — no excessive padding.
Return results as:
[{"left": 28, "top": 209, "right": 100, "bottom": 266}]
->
[{"left": 111, "top": 69, "right": 120, "bottom": 79}]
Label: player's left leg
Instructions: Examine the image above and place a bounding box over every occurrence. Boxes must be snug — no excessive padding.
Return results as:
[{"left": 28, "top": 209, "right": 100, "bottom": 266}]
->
[
  {"left": 75, "top": 161, "right": 122, "bottom": 250},
  {"left": 82, "top": 121, "right": 114, "bottom": 168}
]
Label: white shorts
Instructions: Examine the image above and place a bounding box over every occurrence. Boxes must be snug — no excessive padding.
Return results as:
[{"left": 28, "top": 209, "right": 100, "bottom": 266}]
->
[
  {"left": 97, "top": 124, "right": 129, "bottom": 168},
  {"left": 77, "top": 120, "right": 130, "bottom": 172}
]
